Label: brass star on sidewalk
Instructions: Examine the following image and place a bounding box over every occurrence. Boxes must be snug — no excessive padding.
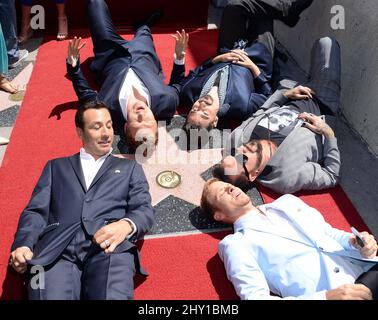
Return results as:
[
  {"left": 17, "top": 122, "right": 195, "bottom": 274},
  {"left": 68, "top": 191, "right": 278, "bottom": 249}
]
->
[{"left": 120, "top": 123, "right": 222, "bottom": 206}]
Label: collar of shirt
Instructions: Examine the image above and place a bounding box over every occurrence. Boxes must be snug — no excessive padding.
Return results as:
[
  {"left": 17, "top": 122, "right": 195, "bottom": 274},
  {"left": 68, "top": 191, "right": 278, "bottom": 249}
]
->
[
  {"left": 79, "top": 147, "right": 113, "bottom": 161},
  {"left": 233, "top": 208, "right": 269, "bottom": 231},
  {"left": 79, "top": 148, "right": 113, "bottom": 189},
  {"left": 119, "top": 67, "right": 151, "bottom": 121}
]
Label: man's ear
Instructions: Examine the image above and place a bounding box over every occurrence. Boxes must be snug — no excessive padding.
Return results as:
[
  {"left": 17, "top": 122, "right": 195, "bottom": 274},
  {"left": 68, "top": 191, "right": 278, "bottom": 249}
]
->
[
  {"left": 248, "top": 171, "right": 259, "bottom": 182},
  {"left": 76, "top": 127, "right": 83, "bottom": 140},
  {"left": 213, "top": 210, "right": 224, "bottom": 222},
  {"left": 213, "top": 116, "right": 219, "bottom": 128}
]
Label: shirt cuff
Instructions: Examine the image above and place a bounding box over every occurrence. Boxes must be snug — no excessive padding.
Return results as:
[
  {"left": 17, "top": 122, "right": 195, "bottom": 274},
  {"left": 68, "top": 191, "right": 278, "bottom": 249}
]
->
[
  {"left": 174, "top": 53, "right": 185, "bottom": 65},
  {"left": 121, "top": 218, "right": 137, "bottom": 239}
]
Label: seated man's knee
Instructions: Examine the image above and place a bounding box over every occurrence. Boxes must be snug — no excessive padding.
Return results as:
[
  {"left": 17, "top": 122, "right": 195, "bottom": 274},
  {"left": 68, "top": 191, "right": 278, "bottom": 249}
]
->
[{"left": 316, "top": 36, "right": 340, "bottom": 50}]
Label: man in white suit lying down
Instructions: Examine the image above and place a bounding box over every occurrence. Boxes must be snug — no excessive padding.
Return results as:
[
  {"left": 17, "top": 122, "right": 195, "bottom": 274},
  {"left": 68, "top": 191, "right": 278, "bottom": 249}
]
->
[{"left": 200, "top": 179, "right": 378, "bottom": 300}]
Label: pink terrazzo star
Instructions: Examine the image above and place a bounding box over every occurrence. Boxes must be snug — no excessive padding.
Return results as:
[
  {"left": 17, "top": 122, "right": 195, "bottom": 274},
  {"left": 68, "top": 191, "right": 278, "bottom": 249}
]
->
[{"left": 119, "top": 123, "right": 222, "bottom": 206}]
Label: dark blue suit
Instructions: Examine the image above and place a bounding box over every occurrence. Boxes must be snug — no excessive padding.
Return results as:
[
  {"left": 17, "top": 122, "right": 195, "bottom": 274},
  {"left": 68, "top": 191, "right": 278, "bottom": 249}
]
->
[
  {"left": 169, "top": 39, "right": 273, "bottom": 124},
  {"left": 11, "top": 154, "right": 154, "bottom": 299},
  {"left": 67, "top": 0, "right": 180, "bottom": 134}
]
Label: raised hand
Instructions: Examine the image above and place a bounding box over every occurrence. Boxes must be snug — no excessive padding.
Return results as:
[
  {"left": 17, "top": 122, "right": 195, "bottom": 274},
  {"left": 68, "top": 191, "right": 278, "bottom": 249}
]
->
[
  {"left": 67, "top": 36, "right": 86, "bottom": 68},
  {"left": 172, "top": 29, "right": 189, "bottom": 61}
]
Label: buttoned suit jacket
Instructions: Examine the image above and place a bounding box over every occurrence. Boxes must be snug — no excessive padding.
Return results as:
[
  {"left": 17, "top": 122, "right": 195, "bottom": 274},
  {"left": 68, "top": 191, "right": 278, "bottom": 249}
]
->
[{"left": 11, "top": 153, "right": 154, "bottom": 269}]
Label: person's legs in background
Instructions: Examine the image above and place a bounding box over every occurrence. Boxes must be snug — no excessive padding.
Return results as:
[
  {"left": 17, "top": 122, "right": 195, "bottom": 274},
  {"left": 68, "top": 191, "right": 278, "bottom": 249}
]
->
[
  {"left": 18, "top": 0, "right": 33, "bottom": 44},
  {"left": 56, "top": 0, "right": 68, "bottom": 41},
  {"left": 0, "top": 0, "right": 28, "bottom": 68},
  {"left": 0, "top": 18, "right": 17, "bottom": 94}
]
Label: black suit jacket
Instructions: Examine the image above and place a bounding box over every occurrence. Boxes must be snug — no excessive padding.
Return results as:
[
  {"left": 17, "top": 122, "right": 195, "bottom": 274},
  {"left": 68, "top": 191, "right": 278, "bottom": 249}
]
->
[
  {"left": 67, "top": 26, "right": 180, "bottom": 135},
  {"left": 11, "top": 154, "right": 154, "bottom": 268},
  {"left": 169, "top": 41, "right": 273, "bottom": 123}
]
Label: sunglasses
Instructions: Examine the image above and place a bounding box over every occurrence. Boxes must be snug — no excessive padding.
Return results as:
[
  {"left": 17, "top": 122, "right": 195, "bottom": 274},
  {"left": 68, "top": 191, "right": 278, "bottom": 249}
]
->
[{"left": 234, "top": 153, "right": 250, "bottom": 181}]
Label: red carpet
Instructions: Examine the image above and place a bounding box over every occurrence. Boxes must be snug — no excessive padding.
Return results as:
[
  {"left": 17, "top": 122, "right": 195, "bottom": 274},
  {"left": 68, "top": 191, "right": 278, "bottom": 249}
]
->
[{"left": 0, "top": 26, "right": 369, "bottom": 299}]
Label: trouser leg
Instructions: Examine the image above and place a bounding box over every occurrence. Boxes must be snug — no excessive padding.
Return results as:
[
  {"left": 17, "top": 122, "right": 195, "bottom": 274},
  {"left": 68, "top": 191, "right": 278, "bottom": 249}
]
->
[
  {"left": 86, "top": 0, "right": 128, "bottom": 73},
  {"left": 81, "top": 249, "right": 136, "bottom": 300},
  {"left": 126, "top": 26, "right": 163, "bottom": 76},
  {"left": 217, "top": 0, "right": 281, "bottom": 52},
  {"left": 306, "top": 37, "right": 341, "bottom": 115},
  {"left": 27, "top": 260, "right": 82, "bottom": 300},
  {"left": 0, "top": 0, "right": 19, "bottom": 64}
]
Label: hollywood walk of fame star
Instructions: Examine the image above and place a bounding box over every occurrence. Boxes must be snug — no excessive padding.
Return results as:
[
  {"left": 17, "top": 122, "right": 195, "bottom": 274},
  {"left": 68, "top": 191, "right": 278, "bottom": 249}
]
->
[{"left": 120, "top": 121, "right": 223, "bottom": 206}]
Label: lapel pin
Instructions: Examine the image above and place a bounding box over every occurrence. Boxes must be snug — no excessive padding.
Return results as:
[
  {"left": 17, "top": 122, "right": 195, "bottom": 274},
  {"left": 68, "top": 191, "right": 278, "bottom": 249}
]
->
[{"left": 115, "top": 169, "right": 121, "bottom": 174}]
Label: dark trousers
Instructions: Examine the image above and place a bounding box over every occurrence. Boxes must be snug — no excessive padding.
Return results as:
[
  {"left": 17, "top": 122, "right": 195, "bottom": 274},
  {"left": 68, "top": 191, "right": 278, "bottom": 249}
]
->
[
  {"left": 0, "top": 0, "right": 19, "bottom": 63},
  {"left": 218, "top": 0, "right": 276, "bottom": 56},
  {"left": 86, "top": 0, "right": 162, "bottom": 77},
  {"left": 27, "top": 228, "right": 136, "bottom": 300},
  {"left": 217, "top": 0, "right": 313, "bottom": 55},
  {"left": 355, "top": 263, "right": 378, "bottom": 300}
]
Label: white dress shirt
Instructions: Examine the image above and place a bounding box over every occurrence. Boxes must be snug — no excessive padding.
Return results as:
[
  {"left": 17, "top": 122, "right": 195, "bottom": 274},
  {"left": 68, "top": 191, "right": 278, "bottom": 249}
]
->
[
  {"left": 118, "top": 68, "right": 151, "bottom": 121},
  {"left": 218, "top": 194, "right": 378, "bottom": 300},
  {"left": 79, "top": 148, "right": 137, "bottom": 237}
]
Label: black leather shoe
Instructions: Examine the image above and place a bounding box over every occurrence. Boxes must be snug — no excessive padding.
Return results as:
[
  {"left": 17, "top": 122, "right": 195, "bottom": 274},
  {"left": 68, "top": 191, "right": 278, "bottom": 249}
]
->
[
  {"left": 280, "top": 0, "right": 314, "bottom": 27},
  {"left": 134, "top": 11, "right": 163, "bottom": 30}
]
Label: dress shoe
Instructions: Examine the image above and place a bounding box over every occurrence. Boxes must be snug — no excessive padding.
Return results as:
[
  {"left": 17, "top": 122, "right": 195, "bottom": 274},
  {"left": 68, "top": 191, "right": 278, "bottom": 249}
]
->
[
  {"left": 134, "top": 11, "right": 163, "bottom": 30},
  {"left": 280, "top": 0, "right": 314, "bottom": 27}
]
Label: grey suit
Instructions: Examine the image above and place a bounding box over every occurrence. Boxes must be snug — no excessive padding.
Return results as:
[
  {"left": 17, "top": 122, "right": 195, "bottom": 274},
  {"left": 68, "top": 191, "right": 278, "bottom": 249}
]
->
[{"left": 224, "top": 37, "right": 341, "bottom": 194}]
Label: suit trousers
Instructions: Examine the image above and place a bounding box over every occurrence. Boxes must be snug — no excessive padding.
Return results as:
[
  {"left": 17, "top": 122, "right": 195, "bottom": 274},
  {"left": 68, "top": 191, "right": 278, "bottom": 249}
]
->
[
  {"left": 217, "top": 0, "right": 276, "bottom": 56},
  {"left": 27, "top": 227, "right": 136, "bottom": 300},
  {"left": 305, "top": 37, "right": 341, "bottom": 116},
  {"left": 355, "top": 263, "right": 378, "bottom": 300},
  {"left": 86, "top": 0, "right": 162, "bottom": 80}
]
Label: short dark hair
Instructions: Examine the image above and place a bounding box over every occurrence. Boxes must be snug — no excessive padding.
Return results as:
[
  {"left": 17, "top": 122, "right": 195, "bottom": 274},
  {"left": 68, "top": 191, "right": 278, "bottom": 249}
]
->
[
  {"left": 125, "top": 126, "right": 159, "bottom": 156},
  {"left": 212, "top": 164, "right": 253, "bottom": 192},
  {"left": 200, "top": 178, "right": 220, "bottom": 219},
  {"left": 75, "top": 100, "right": 109, "bottom": 129}
]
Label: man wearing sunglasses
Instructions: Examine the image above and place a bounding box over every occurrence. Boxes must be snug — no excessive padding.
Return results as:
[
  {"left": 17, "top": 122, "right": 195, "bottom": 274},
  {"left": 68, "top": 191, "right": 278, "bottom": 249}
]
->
[{"left": 214, "top": 36, "right": 341, "bottom": 194}]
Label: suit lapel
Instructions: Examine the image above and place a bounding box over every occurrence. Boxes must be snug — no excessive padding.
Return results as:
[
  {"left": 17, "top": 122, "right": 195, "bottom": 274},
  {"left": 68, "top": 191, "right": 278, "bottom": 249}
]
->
[
  {"left": 87, "top": 154, "right": 114, "bottom": 192},
  {"left": 69, "top": 153, "right": 87, "bottom": 193}
]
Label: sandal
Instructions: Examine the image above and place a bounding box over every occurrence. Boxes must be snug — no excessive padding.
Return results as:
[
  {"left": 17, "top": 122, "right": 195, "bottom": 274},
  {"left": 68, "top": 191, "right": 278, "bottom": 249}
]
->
[
  {"left": 0, "top": 77, "right": 18, "bottom": 94},
  {"left": 0, "top": 136, "right": 10, "bottom": 146},
  {"left": 57, "top": 16, "right": 68, "bottom": 41}
]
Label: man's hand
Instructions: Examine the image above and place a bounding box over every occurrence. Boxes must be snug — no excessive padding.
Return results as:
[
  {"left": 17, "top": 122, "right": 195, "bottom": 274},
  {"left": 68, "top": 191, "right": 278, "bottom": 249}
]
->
[
  {"left": 93, "top": 220, "right": 133, "bottom": 254},
  {"left": 172, "top": 29, "right": 189, "bottom": 61},
  {"left": 67, "top": 36, "right": 86, "bottom": 68},
  {"left": 298, "top": 112, "right": 335, "bottom": 138},
  {"left": 326, "top": 284, "right": 372, "bottom": 300},
  {"left": 231, "top": 49, "right": 261, "bottom": 77},
  {"left": 284, "top": 86, "right": 315, "bottom": 100},
  {"left": 10, "top": 247, "right": 33, "bottom": 274},
  {"left": 349, "top": 232, "right": 378, "bottom": 259},
  {"left": 212, "top": 50, "right": 261, "bottom": 77}
]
